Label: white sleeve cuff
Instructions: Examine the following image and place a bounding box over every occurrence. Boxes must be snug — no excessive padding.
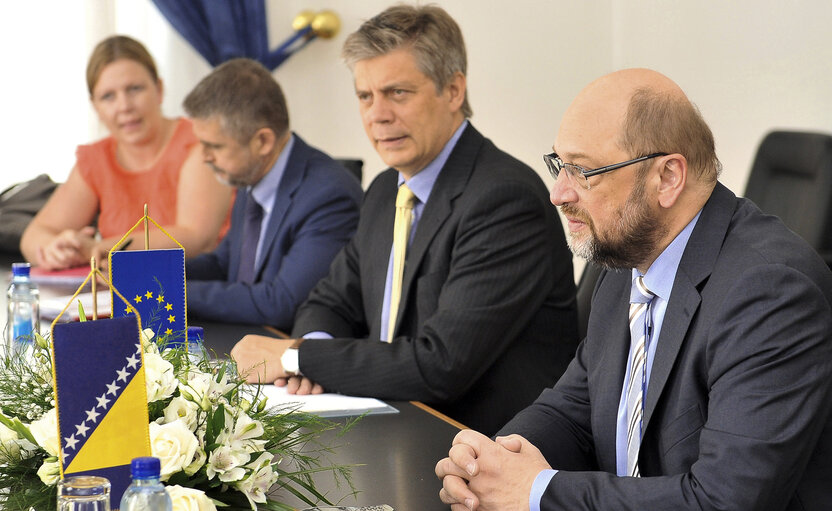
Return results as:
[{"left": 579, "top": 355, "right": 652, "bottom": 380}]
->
[{"left": 529, "top": 469, "right": 557, "bottom": 511}]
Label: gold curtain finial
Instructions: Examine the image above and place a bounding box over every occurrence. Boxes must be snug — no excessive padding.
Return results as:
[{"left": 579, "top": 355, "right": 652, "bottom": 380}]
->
[{"left": 311, "top": 10, "right": 340, "bottom": 39}]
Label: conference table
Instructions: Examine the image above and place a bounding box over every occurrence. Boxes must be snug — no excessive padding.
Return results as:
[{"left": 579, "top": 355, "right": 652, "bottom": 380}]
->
[
  {"left": 199, "top": 320, "right": 463, "bottom": 511},
  {"left": 0, "top": 254, "right": 461, "bottom": 511}
]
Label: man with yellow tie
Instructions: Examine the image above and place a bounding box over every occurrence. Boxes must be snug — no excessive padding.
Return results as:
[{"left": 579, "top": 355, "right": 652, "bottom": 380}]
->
[{"left": 230, "top": 4, "right": 579, "bottom": 434}]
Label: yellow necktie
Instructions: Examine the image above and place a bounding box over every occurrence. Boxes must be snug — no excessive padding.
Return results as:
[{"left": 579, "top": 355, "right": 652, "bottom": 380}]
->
[{"left": 388, "top": 184, "right": 416, "bottom": 342}]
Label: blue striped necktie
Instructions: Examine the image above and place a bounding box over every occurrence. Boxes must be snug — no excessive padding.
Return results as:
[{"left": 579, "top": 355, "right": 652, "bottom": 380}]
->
[{"left": 626, "top": 275, "right": 655, "bottom": 477}]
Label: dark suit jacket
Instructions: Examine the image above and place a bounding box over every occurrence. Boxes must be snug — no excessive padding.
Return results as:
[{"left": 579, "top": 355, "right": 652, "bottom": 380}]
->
[
  {"left": 292, "top": 124, "right": 579, "bottom": 435},
  {"left": 186, "top": 135, "right": 362, "bottom": 330},
  {"left": 498, "top": 183, "right": 832, "bottom": 510}
]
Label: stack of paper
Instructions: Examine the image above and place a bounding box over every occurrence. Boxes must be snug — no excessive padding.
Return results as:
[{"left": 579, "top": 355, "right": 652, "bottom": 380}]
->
[
  {"left": 251, "top": 384, "right": 398, "bottom": 417},
  {"left": 41, "top": 291, "right": 111, "bottom": 321},
  {"left": 29, "top": 265, "right": 90, "bottom": 286}
]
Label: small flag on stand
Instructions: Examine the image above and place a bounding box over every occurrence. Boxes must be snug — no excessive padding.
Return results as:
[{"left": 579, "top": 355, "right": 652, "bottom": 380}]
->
[
  {"left": 109, "top": 211, "right": 188, "bottom": 344},
  {"left": 51, "top": 268, "right": 150, "bottom": 511}
]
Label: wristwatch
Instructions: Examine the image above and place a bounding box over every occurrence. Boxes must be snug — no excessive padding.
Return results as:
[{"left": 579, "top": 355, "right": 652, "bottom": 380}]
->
[{"left": 280, "top": 339, "right": 304, "bottom": 375}]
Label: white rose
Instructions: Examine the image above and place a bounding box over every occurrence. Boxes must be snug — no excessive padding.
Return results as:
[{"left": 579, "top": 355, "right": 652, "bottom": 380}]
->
[
  {"left": 0, "top": 416, "right": 18, "bottom": 443},
  {"left": 0, "top": 418, "right": 20, "bottom": 461},
  {"left": 36, "top": 458, "right": 61, "bottom": 485},
  {"left": 28, "top": 408, "right": 59, "bottom": 457},
  {"left": 206, "top": 445, "right": 250, "bottom": 482},
  {"left": 144, "top": 350, "right": 178, "bottom": 402},
  {"left": 158, "top": 396, "right": 200, "bottom": 432},
  {"left": 149, "top": 420, "right": 199, "bottom": 481},
  {"left": 165, "top": 485, "right": 217, "bottom": 511}
]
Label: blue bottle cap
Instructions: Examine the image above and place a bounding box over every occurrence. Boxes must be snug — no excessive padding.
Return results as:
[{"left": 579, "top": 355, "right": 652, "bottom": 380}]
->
[
  {"left": 187, "top": 326, "right": 204, "bottom": 343},
  {"left": 130, "top": 457, "right": 161, "bottom": 479},
  {"left": 11, "top": 262, "right": 31, "bottom": 277}
]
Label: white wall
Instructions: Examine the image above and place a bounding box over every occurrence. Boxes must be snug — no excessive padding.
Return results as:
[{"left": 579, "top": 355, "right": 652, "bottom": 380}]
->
[
  {"left": 611, "top": 0, "right": 832, "bottom": 194},
  {"left": 3, "top": 1, "right": 831, "bottom": 272}
]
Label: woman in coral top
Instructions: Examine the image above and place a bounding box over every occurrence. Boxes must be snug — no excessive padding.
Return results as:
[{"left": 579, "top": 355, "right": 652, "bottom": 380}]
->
[{"left": 21, "top": 35, "right": 233, "bottom": 270}]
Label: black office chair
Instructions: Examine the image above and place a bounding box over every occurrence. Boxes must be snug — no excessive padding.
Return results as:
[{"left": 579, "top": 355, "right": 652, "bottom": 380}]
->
[
  {"left": 576, "top": 262, "right": 602, "bottom": 340},
  {"left": 744, "top": 130, "right": 832, "bottom": 265},
  {"left": 336, "top": 158, "right": 363, "bottom": 184}
]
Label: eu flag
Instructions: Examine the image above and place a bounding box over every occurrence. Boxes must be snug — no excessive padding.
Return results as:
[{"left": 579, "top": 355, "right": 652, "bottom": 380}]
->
[
  {"left": 110, "top": 248, "right": 187, "bottom": 344},
  {"left": 52, "top": 316, "right": 151, "bottom": 510}
]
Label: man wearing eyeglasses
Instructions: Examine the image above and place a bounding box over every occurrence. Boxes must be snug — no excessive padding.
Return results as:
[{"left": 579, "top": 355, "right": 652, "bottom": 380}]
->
[{"left": 436, "top": 68, "right": 832, "bottom": 510}]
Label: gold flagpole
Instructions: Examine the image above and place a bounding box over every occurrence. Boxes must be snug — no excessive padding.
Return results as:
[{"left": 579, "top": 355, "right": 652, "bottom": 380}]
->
[{"left": 143, "top": 204, "right": 150, "bottom": 250}]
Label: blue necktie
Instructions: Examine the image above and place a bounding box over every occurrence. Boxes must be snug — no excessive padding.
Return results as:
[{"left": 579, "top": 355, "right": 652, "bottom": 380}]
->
[
  {"left": 236, "top": 192, "right": 263, "bottom": 284},
  {"left": 626, "top": 275, "right": 655, "bottom": 477}
]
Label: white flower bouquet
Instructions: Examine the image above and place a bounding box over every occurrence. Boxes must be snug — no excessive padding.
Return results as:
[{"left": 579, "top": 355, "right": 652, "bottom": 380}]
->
[{"left": 0, "top": 328, "right": 355, "bottom": 510}]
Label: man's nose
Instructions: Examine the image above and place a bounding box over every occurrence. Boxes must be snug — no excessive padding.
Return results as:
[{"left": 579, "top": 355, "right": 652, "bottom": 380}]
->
[{"left": 550, "top": 171, "right": 579, "bottom": 206}]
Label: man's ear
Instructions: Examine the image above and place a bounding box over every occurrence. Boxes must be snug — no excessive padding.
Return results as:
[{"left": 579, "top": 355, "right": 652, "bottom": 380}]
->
[
  {"left": 656, "top": 154, "right": 687, "bottom": 209},
  {"left": 446, "top": 71, "right": 466, "bottom": 113},
  {"left": 250, "top": 127, "right": 277, "bottom": 156}
]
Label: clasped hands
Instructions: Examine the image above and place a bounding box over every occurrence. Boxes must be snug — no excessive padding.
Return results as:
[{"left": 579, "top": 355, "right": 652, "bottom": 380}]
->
[
  {"left": 230, "top": 335, "right": 324, "bottom": 394},
  {"left": 37, "top": 226, "right": 110, "bottom": 271},
  {"left": 435, "top": 429, "right": 551, "bottom": 511}
]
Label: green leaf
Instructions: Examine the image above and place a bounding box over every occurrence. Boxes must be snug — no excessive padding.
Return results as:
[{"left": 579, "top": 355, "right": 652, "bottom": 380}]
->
[{"left": 78, "top": 300, "right": 87, "bottom": 322}]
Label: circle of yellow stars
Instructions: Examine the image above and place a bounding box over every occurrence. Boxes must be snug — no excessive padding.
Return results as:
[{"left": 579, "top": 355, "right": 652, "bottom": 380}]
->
[{"left": 125, "top": 290, "right": 176, "bottom": 336}]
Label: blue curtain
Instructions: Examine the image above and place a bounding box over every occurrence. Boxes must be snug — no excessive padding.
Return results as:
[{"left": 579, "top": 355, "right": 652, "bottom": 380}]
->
[{"left": 151, "top": 0, "right": 299, "bottom": 69}]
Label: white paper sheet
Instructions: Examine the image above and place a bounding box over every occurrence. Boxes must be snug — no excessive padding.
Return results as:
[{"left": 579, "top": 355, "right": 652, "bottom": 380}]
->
[
  {"left": 251, "top": 384, "right": 399, "bottom": 417},
  {"left": 41, "top": 291, "right": 112, "bottom": 321}
]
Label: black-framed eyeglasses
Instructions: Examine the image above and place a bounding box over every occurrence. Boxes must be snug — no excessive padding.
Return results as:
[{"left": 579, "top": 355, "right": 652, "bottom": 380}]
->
[{"left": 543, "top": 152, "right": 668, "bottom": 190}]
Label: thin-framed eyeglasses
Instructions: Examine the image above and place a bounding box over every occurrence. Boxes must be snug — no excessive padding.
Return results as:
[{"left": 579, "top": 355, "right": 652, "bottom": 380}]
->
[{"left": 543, "top": 152, "right": 668, "bottom": 190}]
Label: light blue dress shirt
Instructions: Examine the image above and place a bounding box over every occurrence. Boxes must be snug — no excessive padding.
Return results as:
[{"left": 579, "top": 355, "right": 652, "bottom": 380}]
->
[
  {"left": 248, "top": 134, "right": 295, "bottom": 269},
  {"left": 529, "top": 210, "right": 701, "bottom": 511},
  {"left": 303, "top": 121, "right": 468, "bottom": 341}
]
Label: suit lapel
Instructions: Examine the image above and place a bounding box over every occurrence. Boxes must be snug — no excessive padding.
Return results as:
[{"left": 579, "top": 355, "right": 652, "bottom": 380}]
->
[
  {"left": 642, "top": 183, "right": 737, "bottom": 431},
  {"left": 254, "top": 135, "right": 307, "bottom": 278},
  {"left": 591, "top": 269, "right": 633, "bottom": 470},
  {"left": 366, "top": 172, "right": 397, "bottom": 339},
  {"left": 392, "top": 125, "right": 483, "bottom": 333}
]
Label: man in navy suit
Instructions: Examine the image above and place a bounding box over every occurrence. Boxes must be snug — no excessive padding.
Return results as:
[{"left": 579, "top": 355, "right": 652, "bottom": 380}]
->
[
  {"left": 230, "top": 5, "right": 578, "bottom": 435},
  {"left": 436, "top": 68, "right": 832, "bottom": 510},
  {"left": 183, "top": 59, "right": 362, "bottom": 330}
]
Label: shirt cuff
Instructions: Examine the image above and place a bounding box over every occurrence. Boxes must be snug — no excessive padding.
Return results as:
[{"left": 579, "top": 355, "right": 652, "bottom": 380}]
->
[
  {"left": 302, "top": 331, "right": 333, "bottom": 339},
  {"left": 529, "top": 469, "right": 557, "bottom": 511}
]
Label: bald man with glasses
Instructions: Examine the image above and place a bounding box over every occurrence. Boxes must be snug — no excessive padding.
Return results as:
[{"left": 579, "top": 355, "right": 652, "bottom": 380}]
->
[{"left": 437, "top": 68, "right": 832, "bottom": 511}]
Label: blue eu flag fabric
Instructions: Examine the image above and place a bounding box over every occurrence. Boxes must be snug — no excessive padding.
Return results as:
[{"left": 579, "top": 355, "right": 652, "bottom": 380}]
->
[
  {"left": 110, "top": 248, "right": 187, "bottom": 343},
  {"left": 52, "top": 316, "right": 151, "bottom": 510}
]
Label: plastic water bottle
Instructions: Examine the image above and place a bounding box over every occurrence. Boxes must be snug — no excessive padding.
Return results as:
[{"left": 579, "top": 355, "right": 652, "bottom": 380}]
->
[
  {"left": 164, "top": 326, "right": 207, "bottom": 364},
  {"left": 185, "top": 326, "right": 207, "bottom": 363},
  {"left": 120, "top": 457, "right": 172, "bottom": 511},
  {"left": 5, "top": 262, "right": 39, "bottom": 355}
]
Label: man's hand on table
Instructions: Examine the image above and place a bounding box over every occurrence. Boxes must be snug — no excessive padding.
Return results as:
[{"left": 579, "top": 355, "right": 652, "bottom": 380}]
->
[
  {"left": 275, "top": 375, "right": 324, "bottom": 395},
  {"left": 230, "top": 335, "right": 324, "bottom": 394},
  {"left": 435, "top": 429, "right": 549, "bottom": 510},
  {"left": 230, "top": 335, "right": 294, "bottom": 384}
]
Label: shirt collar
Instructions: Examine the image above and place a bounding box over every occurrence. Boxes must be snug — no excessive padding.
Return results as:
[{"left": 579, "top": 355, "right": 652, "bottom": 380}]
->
[
  {"left": 634, "top": 209, "right": 703, "bottom": 301},
  {"left": 249, "top": 133, "right": 295, "bottom": 215},
  {"left": 397, "top": 120, "right": 468, "bottom": 204}
]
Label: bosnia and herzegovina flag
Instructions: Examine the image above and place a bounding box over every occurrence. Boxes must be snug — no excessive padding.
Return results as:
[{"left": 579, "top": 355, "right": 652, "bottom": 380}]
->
[
  {"left": 52, "top": 316, "right": 151, "bottom": 510},
  {"left": 110, "top": 248, "right": 187, "bottom": 344}
]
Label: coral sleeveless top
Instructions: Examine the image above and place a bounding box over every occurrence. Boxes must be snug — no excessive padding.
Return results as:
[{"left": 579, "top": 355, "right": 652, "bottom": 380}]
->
[{"left": 76, "top": 118, "right": 196, "bottom": 239}]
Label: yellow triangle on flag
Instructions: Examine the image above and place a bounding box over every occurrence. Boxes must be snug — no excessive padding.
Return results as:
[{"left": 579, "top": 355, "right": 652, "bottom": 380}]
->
[{"left": 66, "top": 366, "right": 151, "bottom": 474}]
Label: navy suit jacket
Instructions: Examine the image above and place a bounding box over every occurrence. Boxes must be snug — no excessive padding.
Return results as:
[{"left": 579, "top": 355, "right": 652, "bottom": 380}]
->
[
  {"left": 186, "top": 135, "right": 362, "bottom": 330},
  {"left": 292, "top": 124, "right": 579, "bottom": 435},
  {"left": 498, "top": 183, "right": 832, "bottom": 510}
]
